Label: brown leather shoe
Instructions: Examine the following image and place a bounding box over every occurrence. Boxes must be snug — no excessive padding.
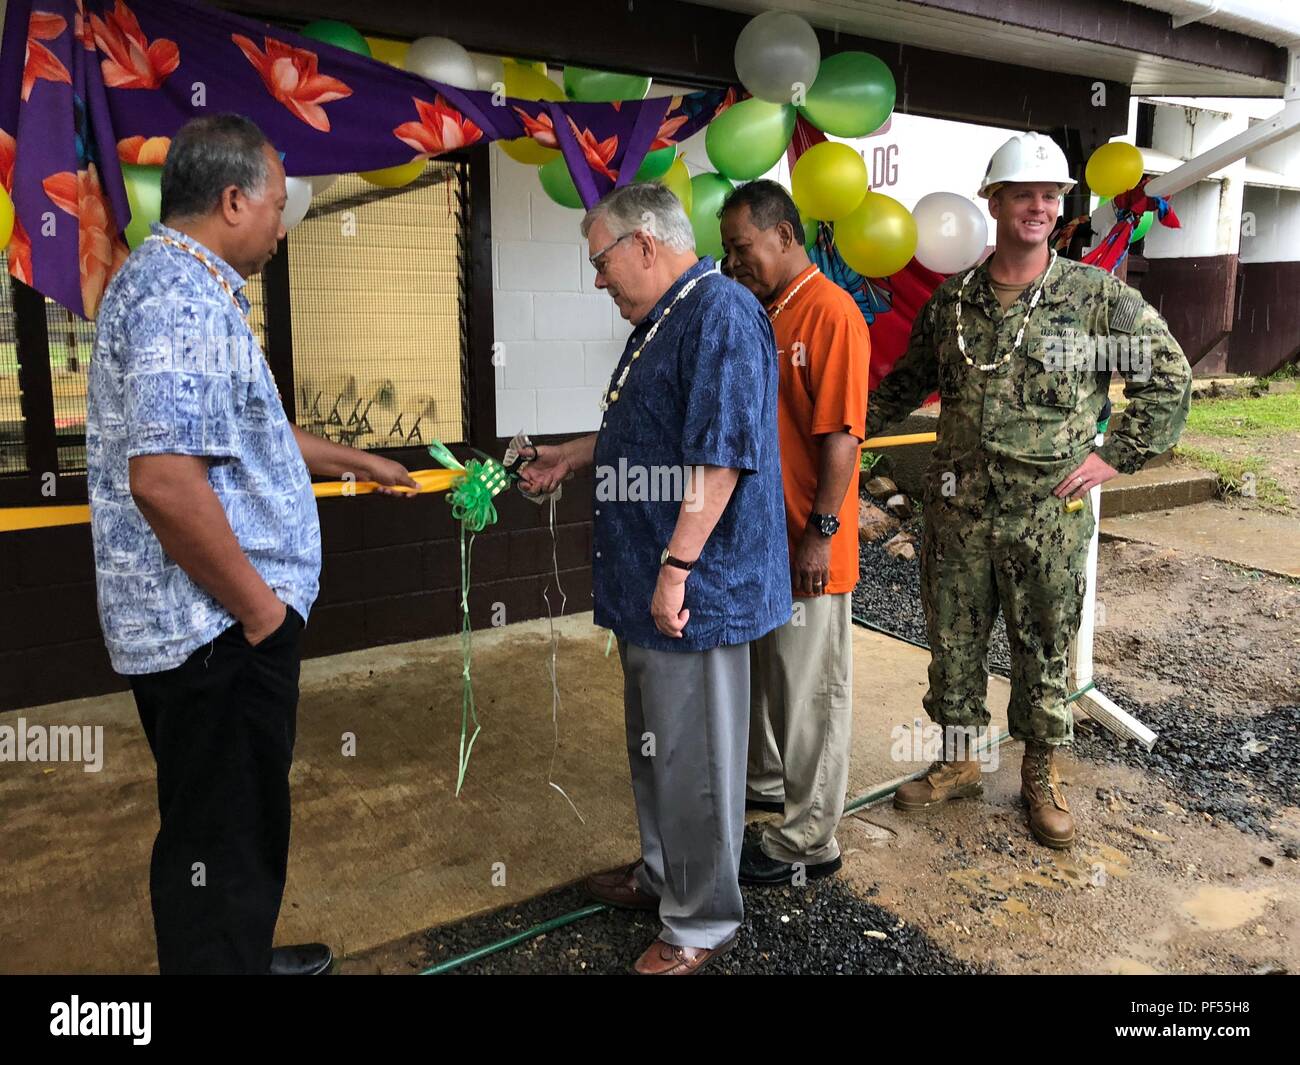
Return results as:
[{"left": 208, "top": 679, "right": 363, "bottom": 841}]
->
[
  {"left": 584, "top": 860, "right": 659, "bottom": 911},
  {"left": 894, "top": 754, "right": 984, "bottom": 811},
  {"left": 632, "top": 936, "right": 735, "bottom": 975},
  {"left": 1021, "top": 742, "right": 1075, "bottom": 848}
]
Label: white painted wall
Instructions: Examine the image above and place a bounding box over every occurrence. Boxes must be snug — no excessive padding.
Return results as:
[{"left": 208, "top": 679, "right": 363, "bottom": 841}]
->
[
  {"left": 490, "top": 147, "right": 632, "bottom": 438},
  {"left": 1240, "top": 185, "right": 1300, "bottom": 262}
]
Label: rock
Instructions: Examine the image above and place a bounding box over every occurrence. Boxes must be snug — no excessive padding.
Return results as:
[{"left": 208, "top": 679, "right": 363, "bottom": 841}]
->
[
  {"left": 859, "top": 499, "right": 901, "bottom": 543},
  {"left": 865, "top": 475, "right": 898, "bottom": 499},
  {"left": 885, "top": 493, "right": 914, "bottom": 520},
  {"left": 884, "top": 531, "right": 916, "bottom": 561}
]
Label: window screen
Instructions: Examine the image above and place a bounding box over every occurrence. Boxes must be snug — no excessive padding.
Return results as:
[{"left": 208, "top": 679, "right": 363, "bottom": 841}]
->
[
  {"left": 0, "top": 259, "right": 23, "bottom": 474},
  {"left": 286, "top": 161, "right": 470, "bottom": 450}
]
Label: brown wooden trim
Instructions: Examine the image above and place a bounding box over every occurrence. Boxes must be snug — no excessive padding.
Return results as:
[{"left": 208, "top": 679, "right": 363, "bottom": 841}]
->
[
  {"left": 223, "top": 0, "right": 1131, "bottom": 135},
  {"left": 909, "top": 0, "right": 1284, "bottom": 86},
  {"left": 263, "top": 234, "right": 295, "bottom": 420},
  {"left": 13, "top": 279, "right": 54, "bottom": 482}
]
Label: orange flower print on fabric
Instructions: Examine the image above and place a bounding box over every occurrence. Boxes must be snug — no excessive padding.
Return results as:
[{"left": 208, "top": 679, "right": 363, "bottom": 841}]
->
[
  {"left": 394, "top": 96, "right": 483, "bottom": 157},
  {"left": 117, "top": 135, "right": 171, "bottom": 165},
  {"left": 565, "top": 117, "right": 619, "bottom": 182},
  {"left": 0, "top": 128, "right": 33, "bottom": 284},
  {"left": 23, "top": 11, "right": 71, "bottom": 101},
  {"left": 512, "top": 107, "right": 558, "bottom": 150},
  {"left": 89, "top": 1, "right": 179, "bottom": 90},
  {"left": 649, "top": 114, "right": 687, "bottom": 151},
  {"left": 43, "top": 164, "right": 129, "bottom": 318},
  {"left": 231, "top": 34, "right": 352, "bottom": 133}
]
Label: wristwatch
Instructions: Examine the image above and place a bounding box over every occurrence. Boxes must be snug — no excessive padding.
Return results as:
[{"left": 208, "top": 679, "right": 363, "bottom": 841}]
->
[
  {"left": 660, "top": 548, "right": 696, "bottom": 572},
  {"left": 809, "top": 512, "right": 841, "bottom": 537}
]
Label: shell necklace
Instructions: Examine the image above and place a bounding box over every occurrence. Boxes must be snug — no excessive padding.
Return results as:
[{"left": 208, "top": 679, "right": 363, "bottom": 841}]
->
[
  {"left": 955, "top": 250, "right": 1056, "bottom": 372},
  {"left": 599, "top": 273, "right": 705, "bottom": 411},
  {"left": 146, "top": 233, "right": 252, "bottom": 332},
  {"left": 767, "top": 266, "right": 820, "bottom": 322}
]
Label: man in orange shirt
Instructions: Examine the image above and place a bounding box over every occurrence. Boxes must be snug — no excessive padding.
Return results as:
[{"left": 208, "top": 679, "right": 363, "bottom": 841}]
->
[{"left": 720, "top": 181, "right": 871, "bottom": 885}]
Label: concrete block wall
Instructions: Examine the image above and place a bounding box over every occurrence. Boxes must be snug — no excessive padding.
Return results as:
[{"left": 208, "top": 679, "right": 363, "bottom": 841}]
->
[{"left": 491, "top": 148, "right": 633, "bottom": 439}]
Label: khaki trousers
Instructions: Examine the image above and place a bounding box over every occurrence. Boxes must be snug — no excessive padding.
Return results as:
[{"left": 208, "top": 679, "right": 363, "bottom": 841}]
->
[{"left": 747, "top": 592, "right": 853, "bottom": 865}]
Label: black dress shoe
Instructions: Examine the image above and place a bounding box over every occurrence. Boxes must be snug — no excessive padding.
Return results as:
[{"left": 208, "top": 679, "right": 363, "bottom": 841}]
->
[
  {"left": 745, "top": 797, "right": 785, "bottom": 814},
  {"left": 738, "top": 840, "right": 842, "bottom": 886},
  {"left": 269, "top": 943, "right": 334, "bottom": 975}
]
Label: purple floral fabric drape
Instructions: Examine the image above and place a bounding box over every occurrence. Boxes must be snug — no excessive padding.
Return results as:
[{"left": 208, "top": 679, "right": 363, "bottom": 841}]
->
[{"left": 0, "top": 0, "right": 732, "bottom": 318}]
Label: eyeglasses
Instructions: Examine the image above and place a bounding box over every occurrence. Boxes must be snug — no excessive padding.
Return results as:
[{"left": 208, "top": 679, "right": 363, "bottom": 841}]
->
[{"left": 589, "top": 232, "right": 634, "bottom": 273}]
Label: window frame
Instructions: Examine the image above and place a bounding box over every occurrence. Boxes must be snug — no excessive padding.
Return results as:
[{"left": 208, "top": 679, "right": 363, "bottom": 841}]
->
[{"left": 0, "top": 144, "right": 493, "bottom": 507}]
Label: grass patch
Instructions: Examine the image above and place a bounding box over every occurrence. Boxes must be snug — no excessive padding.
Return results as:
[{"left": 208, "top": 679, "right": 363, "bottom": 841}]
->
[
  {"left": 860, "top": 449, "right": 883, "bottom": 473},
  {"left": 1174, "top": 444, "right": 1291, "bottom": 510},
  {"left": 1185, "top": 388, "right": 1300, "bottom": 438}
]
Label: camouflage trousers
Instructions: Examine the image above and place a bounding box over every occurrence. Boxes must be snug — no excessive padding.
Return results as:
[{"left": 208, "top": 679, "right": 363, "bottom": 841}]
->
[{"left": 919, "top": 488, "right": 1093, "bottom": 745}]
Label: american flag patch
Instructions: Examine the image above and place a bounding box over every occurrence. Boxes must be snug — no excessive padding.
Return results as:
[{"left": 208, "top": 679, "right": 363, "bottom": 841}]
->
[{"left": 1109, "top": 293, "right": 1142, "bottom": 334}]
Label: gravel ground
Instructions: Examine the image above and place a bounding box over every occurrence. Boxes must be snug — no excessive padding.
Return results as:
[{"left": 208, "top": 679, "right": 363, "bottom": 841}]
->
[
  {"left": 419, "top": 870, "right": 984, "bottom": 975},
  {"left": 1074, "top": 679, "right": 1300, "bottom": 840},
  {"left": 851, "top": 508, "right": 1011, "bottom": 677},
  {"left": 852, "top": 497, "right": 1300, "bottom": 841}
]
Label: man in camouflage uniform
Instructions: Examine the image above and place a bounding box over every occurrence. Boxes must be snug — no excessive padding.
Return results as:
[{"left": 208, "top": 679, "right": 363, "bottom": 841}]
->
[{"left": 867, "top": 132, "right": 1192, "bottom": 847}]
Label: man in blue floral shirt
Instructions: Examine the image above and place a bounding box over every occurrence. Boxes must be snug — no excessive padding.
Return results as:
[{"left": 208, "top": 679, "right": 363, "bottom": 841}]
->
[
  {"left": 87, "top": 115, "right": 415, "bottom": 975},
  {"left": 522, "top": 183, "right": 790, "bottom": 975}
]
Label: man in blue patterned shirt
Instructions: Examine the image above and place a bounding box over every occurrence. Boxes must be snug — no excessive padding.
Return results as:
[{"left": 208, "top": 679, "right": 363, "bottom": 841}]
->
[
  {"left": 87, "top": 115, "right": 415, "bottom": 975},
  {"left": 521, "top": 183, "right": 790, "bottom": 975}
]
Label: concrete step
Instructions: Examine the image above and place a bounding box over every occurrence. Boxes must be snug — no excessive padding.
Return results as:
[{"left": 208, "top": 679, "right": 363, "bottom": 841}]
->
[{"left": 1099, "top": 464, "right": 1218, "bottom": 518}]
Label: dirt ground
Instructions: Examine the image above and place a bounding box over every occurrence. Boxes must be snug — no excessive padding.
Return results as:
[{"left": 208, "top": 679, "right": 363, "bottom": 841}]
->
[
  {"left": 344, "top": 537, "right": 1298, "bottom": 975},
  {"left": 835, "top": 537, "right": 1299, "bottom": 976}
]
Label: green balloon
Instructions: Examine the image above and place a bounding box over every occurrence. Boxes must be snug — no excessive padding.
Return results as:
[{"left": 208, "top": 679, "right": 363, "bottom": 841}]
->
[
  {"left": 538, "top": 157, "right": 583, "bottom": 210},
  {"left": 1130, "top": 210, "right": 1155, "bottom": 243},
  {"left": 688, "top": 172, "right": 733, "bottom": 260},
  {"left": 799, "top": 213, "right": 819, "bottom": 251},
  {"left": 300, "top": 19, "right": 371, "bottom": 56},
  {"left": 799, "top": 51, "right": 895, "bottom": 138},
  {"left": 634, "top": 145, "right": 677, "bottom": 182},
  {"left": 563, "top": 65, "right": 651, "bottom": 102},
  {"left": 705, "top": 99, "right": 796, "bottom": 182},
  {"left": 121, "top": 164, "right": 161, "bottom": 250}
]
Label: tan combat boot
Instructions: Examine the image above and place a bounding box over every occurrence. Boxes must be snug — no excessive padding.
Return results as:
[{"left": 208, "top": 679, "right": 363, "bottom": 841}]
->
[
  {"left": 1021, "top": 742, "right": 1075, "bottom": 848},
  {"left": 894, "top": 754, "right": 984, "bottom": 811}
]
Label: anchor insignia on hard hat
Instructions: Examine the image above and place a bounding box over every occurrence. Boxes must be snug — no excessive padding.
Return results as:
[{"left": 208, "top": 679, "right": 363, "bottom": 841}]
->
[{"left": 1035, "top": 146, "right": 1049, "bottom": 160}]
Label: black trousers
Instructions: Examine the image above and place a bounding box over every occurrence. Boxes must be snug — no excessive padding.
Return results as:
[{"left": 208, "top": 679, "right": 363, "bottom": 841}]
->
[{"left": 130, "top": 607, "right": 304, "bottom": 975}]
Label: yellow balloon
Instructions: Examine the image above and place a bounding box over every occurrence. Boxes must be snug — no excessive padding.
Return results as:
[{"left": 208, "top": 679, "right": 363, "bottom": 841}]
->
[
  {"left": 834, "top": 190, "right": 917, "bottom": 278},
  {"left": 360, "top": 158, "right": 427, "bottom": 188},
  {"left": 0, "top": 185, "right": 14, "bottom": 249},
  {"left": 506, "top": 58, "right": 547, "bottom": 77},
  {"left": 1086, "top": 141, "right": 1143, "bottom": 198},
  {"left": 500, "top": 62, "right": 565, "bottom": 165},
  {"left": 365, "top": 36, "right": 410, "bottom": 68},
  {"left": 659, "top": 157, "right": 693, "bottom": 215},
  {"left": 791, "top": 141, "right": 868, "bottom": 221}
]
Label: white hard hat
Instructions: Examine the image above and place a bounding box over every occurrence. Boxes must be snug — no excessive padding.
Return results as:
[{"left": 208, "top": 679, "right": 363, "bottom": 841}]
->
[{"left": 978, "top": 132, "right": 1075, "bottom": 199}]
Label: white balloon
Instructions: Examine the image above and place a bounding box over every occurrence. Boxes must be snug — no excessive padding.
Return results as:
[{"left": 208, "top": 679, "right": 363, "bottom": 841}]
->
[
  {"left": 405, "top": 36, "right": 478, "bottom": 91},
  {"left": 471, "top": 52, "right": 505, "bottom": 93},
  {"left": 282, "top": 177, "right": 312, "bottom": 230},
  {"left": 307, "top": 174, "right": 338, "bottom": 196},
  {"left": 912, "top": 192, "right": 989, "bottom": 274},
  {"left": 734, "top": 11, "right": 820, "bottom": 105}
]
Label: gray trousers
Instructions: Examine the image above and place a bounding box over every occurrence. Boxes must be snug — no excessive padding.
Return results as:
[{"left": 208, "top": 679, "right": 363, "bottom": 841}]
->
[{"left": 619, "top": 639, "right": 750, "bottom": 949}]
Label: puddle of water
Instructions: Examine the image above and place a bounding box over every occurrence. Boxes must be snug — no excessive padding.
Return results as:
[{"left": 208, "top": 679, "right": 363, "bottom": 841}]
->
[
  {"left": 1131, "top": 825, "right": 1175, "bottom": 843},
  {"left": 1104, "top": 956, "right": 1164, "bottom": 975},
  {"left": 1181, "top": 885, "right": 1276, "bottom": 931}
]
